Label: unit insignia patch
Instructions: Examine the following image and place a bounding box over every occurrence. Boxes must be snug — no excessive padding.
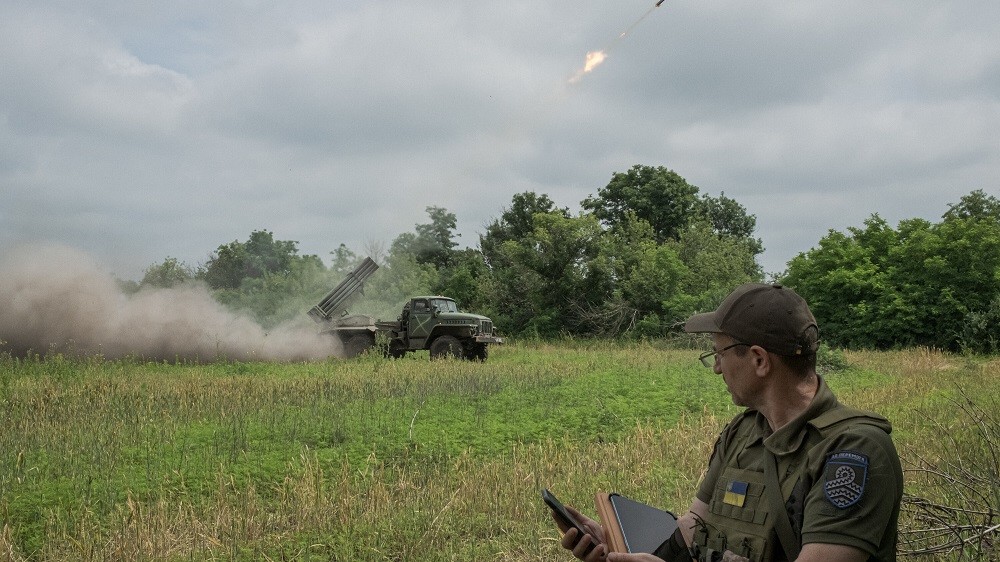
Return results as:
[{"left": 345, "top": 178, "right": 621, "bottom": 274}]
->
[{"left": 823, "top": 451, "right": 868, "bottom": 508}]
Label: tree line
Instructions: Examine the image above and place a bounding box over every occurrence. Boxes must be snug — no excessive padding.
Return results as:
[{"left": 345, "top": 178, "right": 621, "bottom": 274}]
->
[
  {"left": 134, "top": 165, "right": 1000, "bottom": 353},
  {"left": 783, "top": 189, "right": 1000, "bottom": 353}
]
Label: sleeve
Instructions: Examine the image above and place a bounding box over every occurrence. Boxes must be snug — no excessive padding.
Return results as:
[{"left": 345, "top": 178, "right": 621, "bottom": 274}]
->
[
  {"left": 652, "top": 527, "right": 694, "bottom": 562},
  {"left": 695, "top": 432, "right": 726, "bottom": 504},
  {"left": 799, "top": 424, "right": 903, "bottom": 555}
]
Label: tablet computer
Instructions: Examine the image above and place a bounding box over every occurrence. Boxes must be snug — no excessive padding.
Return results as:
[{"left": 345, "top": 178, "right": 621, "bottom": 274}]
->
[{"left": 595, "top": 492, "right": 678, "bottom": 553}]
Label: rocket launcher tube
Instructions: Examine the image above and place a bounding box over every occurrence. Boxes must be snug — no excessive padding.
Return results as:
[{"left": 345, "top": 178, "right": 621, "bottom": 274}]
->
[{"left": 308, "top": 257, "right": 379, "bottom": 323}]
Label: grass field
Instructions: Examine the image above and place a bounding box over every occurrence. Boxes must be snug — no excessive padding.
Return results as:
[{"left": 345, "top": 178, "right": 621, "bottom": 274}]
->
[{"left": 1, "top": 342, "right": 997, "bottom": 561}]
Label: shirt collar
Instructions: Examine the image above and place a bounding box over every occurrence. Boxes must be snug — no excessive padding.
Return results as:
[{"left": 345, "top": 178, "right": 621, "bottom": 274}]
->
[{"left": 750, "top": 376, "right": 839, "bottom": 456}]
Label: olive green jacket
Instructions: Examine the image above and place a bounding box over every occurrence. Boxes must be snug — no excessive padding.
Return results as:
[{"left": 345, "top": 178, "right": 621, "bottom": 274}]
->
[{"left": 693, "top": 378, "right": 902, "bottom": 561}]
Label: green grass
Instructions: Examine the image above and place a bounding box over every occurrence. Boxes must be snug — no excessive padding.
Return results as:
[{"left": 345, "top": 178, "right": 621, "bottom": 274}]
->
[{"left": 0, "top": 343, "right": 996, "bottom": 560}]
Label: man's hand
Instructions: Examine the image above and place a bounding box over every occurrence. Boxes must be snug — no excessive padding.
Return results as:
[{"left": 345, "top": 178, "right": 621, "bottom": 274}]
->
[{"left": 552, "top": 504, "right": 608, "bottom": 561}]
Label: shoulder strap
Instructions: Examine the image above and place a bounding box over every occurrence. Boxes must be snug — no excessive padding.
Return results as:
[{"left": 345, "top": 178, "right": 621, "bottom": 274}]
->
[{"left": 763, "top": 452, "right": 800, "bottom": 560}]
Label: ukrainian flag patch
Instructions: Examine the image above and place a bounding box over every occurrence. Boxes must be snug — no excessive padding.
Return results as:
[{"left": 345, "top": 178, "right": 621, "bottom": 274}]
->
[{"left": 724, "top": 480, "right": 748, "bottom": 507}]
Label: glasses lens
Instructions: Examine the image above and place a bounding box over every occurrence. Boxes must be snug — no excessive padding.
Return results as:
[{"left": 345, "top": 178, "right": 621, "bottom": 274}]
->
[
  {"left": 698, "top": 351, "right": 715, "bottom": 368},
  {"left": 699, "top": 342, "right": 747, "bottom": 367}
]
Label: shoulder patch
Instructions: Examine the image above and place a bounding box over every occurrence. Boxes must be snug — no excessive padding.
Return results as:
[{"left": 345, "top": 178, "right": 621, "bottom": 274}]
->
[{"left": 823, "top": 451, "right": 868, "bottom": 508}]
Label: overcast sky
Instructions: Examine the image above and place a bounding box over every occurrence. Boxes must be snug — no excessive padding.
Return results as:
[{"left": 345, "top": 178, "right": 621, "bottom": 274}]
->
[{"left": 2, "top": 0, "right": 998, "bottom": 280}]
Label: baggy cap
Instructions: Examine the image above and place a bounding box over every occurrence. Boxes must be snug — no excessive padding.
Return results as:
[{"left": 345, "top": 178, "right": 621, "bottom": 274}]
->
[{"left": 684, "top": 283, "right": 819, "bottom": 356}]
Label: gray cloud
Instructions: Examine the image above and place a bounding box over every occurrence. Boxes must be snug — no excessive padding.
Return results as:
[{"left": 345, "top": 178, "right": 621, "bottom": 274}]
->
[{"left": 1, "top": 0, "right": 998, "bottom": 282}]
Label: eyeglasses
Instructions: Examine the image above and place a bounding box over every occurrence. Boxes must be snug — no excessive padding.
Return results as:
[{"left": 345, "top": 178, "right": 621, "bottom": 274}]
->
[{"left": 698, "top": 342, "right": 750, "bottom": 368}]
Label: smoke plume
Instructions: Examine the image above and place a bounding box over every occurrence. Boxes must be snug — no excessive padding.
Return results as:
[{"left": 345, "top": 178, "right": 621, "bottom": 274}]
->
[{"left": 0, "top": 245, "right": 338, "bottom": 361}]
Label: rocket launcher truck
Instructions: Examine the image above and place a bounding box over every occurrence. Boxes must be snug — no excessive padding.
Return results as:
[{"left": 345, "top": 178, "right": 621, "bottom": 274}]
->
[{"left": 308, "top": 257, "right": 502, "bottom": 360}]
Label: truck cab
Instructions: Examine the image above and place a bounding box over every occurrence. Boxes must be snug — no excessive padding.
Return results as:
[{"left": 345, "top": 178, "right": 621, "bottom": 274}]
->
[{"left": 387, "top": 296, "right": 502, "bottom": 360}]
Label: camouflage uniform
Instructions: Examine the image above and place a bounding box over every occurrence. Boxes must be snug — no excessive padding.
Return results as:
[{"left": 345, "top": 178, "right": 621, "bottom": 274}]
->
[{"left": 691, "top": 378, "right": 902, "bottom": 562}]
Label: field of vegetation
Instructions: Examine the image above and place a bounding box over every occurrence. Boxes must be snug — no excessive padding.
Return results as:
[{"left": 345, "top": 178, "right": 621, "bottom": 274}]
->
[{"left": 1, "top": 343, "right": 997, "bottom": 561}]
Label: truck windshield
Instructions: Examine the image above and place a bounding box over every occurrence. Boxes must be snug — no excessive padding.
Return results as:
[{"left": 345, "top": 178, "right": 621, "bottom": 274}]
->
[{"left": 431, "top": 299, "right": 459, "bottom": 313}]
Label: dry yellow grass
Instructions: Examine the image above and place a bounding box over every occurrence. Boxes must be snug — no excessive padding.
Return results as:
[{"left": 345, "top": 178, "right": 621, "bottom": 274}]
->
[{"left": 1, "top": 345, "right": 996, "bottom": 561}]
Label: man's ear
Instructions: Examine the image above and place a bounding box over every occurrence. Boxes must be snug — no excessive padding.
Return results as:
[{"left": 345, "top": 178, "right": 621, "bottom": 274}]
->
[{"left": 749, "top": 345, "right": 771, "bottom": 377}]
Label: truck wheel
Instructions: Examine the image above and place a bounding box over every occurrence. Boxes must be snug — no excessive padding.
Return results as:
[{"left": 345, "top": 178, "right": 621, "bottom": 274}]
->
[
  {"left": 345, "top": 333, "right": 375, "bottom": 358},
  {"left": 430, "top": 335, "right": 463, "bottom": 360},
  {"left": 467, "top": 343, "right": 488, "bottom": 362}
]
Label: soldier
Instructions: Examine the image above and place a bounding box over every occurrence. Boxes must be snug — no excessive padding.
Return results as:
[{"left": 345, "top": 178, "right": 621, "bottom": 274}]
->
[{"left": 555, "top": 283, "right": 903, "bottom": 562}]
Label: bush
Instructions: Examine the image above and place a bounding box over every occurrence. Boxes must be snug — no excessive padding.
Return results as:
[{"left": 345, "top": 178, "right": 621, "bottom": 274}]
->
[{"left": 960, "top": 297, "right": 1000, "bottom": 355}]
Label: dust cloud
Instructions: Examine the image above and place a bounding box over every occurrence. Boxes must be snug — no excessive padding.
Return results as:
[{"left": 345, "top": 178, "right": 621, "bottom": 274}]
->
[{"left": 0, "top": 245, "right": 339, "bottom": 361}]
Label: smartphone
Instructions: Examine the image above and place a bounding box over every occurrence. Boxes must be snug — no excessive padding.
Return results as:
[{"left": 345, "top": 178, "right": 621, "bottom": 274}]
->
[{"left": 542, "top": 488, "right": 595, "bottom": 553}]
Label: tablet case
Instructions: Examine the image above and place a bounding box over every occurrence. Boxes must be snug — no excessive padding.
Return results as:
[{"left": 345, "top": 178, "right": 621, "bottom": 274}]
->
[{"left": 595, "top": 492, "right": 678, "bottom": 553}]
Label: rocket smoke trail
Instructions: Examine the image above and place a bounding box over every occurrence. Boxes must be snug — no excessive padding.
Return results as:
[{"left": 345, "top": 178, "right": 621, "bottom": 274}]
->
[
  {"left": 0, "top": 245, "right": 337, "bottom": 361},
  {"left": 569, "top": 3, "right": 662, "bottom": 83},
  {"left": 619, "top": 6, "right": 659, "bottom": 40}
]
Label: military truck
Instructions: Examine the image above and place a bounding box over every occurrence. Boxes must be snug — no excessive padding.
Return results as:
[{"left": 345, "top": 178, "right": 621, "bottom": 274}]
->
[{"left": 308, "top": 257, "right": 502, "bottom": 360}]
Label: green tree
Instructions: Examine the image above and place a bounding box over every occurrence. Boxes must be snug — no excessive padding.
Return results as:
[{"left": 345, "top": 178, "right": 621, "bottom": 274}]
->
[
  {"left": 942, "top": 189, "right": 1000, "bottom": 222},
  {"left": 479, "top": 182, "right": 764, "bottom": 338},
  {"left": 783, "top": 192, "right": 1000, "bottom": 351},
  {"left": 201, "top": 240, "right": 248, "bottom": 290},
  {"left": 221, "top": 254, "right": 328, "bottom": 327},
  {"left": 201, "top": 230, "right": 301, "bottom": 290},
  {"left": 781, "top": 218, "right": 896, "bottom": 348},
  {"left": 888, "top": 212, "right": 1000, "bottom": 349},
  {"left": 244, "top": 230, "right": 298, "bottom": 278},
  {"left": 391, "top": 207, "right": 459, "bottom": 271},
  {"left": 479, "top": 240, "right": 547, "bottom": 336},
  {"left": 696, "top": 192, "right": 764, "bottom": 256},
  {"left": 481, "top": 212, "right": 607, "bottom": 337},
  {"left": 433, "top": 249, "right": 490, "bottom": 312},
  {"left": 669, "top": 221, "right": 763, "bottom": 322},
  {"left": 581, "top": 166, "right": 763, "bottom": 258},
  {"left": 480, "top": 192, "right": 568, "bottom": 268},
  {"left": 140, "top": 257, "right": 194, "bottom": 289},
  {"left": 961, "top": 296, "right": 1000, "bottom": 354},
  {"left": 198, "top": 230, "right": 329, "bottom": 326},
  {"left": 589, "top": 213, "right": 688, "bottom": 337},
  {"left": 354, "top": 253, "right": 438, "bottom": 321},
  {"left": 582, "top": 165, "right": 699, "bottom": 243},
  {"left": 328, "top": 244, "right": 360, "bottom": 277}
]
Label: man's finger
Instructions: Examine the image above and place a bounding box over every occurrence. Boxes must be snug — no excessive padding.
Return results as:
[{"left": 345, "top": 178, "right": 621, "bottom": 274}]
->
[
  {"left": 560, "top": 527, "right": 581, "bottom": 549},
  {"left": 572, "top": 533, "right": 599, "bottom": 560}
]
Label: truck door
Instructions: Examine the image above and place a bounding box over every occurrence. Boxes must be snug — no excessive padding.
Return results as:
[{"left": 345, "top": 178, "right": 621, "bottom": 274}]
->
[{"left": 408, "top": 298, "right": 433, "bottom": 348}]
